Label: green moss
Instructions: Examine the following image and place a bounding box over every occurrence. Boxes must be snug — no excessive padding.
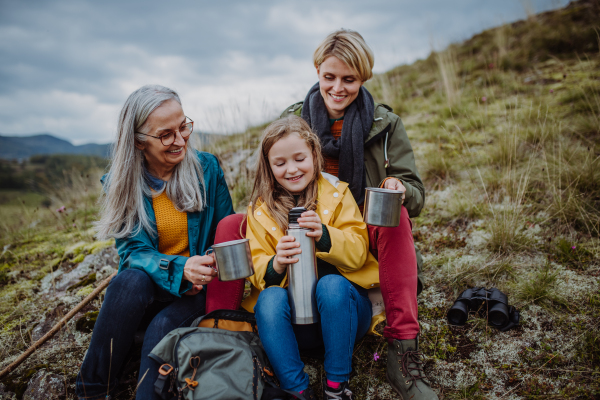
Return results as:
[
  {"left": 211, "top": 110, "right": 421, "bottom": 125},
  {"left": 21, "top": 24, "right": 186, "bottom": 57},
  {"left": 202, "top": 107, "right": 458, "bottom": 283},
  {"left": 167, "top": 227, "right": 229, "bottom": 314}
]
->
[
  {"left": 76, "top": 285, "right": 95, "bottom": 297},
  {"left": 0, "top": 263, "right": 9, "bottom": 285},
  {"left": 71, "top": 253, "right": 85, "bottom": 264},
  {"left": 75, "top": 310, "right": 99, "bottom": 333},
  {"left": 88, "top": 239, "right": 114, "bottom": 254},
  {"left": 0, "top": 364, "right": 49, "bottom": 398},
  {"left": 64, "top": 241, "right": 88, "bottom": 257},
  {"left": 67, "top": 273, "right": 96, "bottom": 292},
  {"left": 48, "top": 257, "right": 62, "bottom": 272}
]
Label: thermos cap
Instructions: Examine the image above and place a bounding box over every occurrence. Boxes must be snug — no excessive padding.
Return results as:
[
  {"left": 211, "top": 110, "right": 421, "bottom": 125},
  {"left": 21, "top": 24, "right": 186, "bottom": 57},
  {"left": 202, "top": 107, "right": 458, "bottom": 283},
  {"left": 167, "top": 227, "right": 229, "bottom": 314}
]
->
[{"left": 288, "top": 207, "right": 307, "bottom": 224}]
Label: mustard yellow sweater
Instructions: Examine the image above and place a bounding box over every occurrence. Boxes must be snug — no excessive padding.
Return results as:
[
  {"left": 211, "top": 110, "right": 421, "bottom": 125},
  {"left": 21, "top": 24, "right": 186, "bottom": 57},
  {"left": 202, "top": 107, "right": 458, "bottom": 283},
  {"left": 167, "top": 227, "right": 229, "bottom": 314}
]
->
[{"left": 152, "top": 191, "right": 189, "bottom": 257}]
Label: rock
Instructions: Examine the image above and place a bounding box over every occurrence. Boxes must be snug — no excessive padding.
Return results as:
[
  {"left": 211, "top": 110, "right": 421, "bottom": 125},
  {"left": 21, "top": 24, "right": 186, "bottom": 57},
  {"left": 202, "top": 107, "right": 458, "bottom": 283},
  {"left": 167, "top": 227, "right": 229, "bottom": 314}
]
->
[
  {"left": 96, "top": 265, "right": 116, "bottom": 282},
  {"left": 22, "top": 370, "right": 65, "bottom": 400},
  {"left": 40, "top": 247, "right": 118, "bottom": 297},
  {"left": 0, "top": 383, "right": 17, "bottom": 399}
]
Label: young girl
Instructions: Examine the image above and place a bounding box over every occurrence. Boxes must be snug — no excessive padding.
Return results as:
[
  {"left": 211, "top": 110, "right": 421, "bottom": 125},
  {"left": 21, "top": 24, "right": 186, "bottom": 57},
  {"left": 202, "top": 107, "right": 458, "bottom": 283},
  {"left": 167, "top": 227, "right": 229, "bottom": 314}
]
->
[{"left": 241, "top": 115, "right": 379, "bottom": 400}]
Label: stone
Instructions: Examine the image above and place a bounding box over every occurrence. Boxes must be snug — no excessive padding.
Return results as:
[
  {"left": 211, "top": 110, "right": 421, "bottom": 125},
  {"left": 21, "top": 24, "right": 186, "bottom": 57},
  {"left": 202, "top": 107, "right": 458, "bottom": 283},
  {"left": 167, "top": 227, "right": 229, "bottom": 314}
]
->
[
  {"left": 40, "top": 247, "right": 118, "bottom": 297},
  {"left": 22, "top": 370, "right": 65, "bottom": 400},
  {"left": 0, "top": 383, "right": 17, "bottom": 399},
  {"left": 96, "top": 265, "right": 116, "bottom": 282}
]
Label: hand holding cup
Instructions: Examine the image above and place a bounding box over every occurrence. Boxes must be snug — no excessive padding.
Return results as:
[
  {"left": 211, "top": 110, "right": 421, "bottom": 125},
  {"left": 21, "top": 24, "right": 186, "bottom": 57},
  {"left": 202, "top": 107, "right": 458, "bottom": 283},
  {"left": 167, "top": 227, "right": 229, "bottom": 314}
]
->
[{"left": 183, "top": 255, "right": 218, "bottom": 289}]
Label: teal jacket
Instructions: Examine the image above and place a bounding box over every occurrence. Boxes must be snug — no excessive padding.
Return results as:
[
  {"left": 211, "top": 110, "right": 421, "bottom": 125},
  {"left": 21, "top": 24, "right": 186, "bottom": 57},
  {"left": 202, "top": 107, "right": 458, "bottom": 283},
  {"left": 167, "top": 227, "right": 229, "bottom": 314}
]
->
[{"left": 108, "top": 151, "right": 234, "bottom": 297}]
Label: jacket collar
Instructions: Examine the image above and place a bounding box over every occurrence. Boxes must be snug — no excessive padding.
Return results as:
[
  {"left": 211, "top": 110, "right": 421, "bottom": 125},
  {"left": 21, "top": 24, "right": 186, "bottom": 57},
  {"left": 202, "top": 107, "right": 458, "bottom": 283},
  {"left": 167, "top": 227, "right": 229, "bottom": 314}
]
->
[
  {"left": 250, "top": 173, "right": 349, "bottom": 239},
  {"left": 364, "top": 103, "right": 393, "bottom": 145}
]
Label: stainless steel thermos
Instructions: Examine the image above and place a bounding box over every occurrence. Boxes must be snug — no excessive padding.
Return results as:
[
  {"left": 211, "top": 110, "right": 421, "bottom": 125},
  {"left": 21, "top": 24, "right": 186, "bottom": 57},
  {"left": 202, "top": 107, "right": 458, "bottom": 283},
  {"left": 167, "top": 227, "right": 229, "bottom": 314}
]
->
[{"left": 286, "top": 207, "right": 319, "bottom": 324}]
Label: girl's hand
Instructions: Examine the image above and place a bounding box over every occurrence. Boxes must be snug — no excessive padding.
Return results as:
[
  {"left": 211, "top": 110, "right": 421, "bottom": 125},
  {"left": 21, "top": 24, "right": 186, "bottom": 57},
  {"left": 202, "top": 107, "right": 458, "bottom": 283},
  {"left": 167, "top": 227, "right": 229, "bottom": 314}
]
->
[
  {"left": 298, "top": 210, "right": 323, "bottom": 242},
  {"left": 183, "top": 255, "right": 218, "bottom": 286},
  {"left": 273, "top": 236, "right": 301, "bottom": 274},
  {"left": 384, "top": 178, "right": 406, "bottom": 203}
]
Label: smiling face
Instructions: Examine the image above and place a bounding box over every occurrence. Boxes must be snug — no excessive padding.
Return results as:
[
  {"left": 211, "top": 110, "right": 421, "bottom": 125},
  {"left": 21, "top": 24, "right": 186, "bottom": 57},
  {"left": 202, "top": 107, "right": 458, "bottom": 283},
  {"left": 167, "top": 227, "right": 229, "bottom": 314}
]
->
[
  {"left": 267, "top": 132, "right": 315, "bottom": 195},
  {"left": 317, "top": 56, "right": 364, "bottom": 119},
  {"left": 135, "top": 99, "right": 188, "bottom": 180}
]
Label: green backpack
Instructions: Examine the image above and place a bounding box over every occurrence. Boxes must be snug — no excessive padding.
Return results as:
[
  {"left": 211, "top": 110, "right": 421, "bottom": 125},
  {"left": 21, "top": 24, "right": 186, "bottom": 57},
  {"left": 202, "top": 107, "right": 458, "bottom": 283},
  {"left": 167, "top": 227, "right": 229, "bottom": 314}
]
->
[{"left": 150, "top": 309, "right": 294, "bottom": 400}]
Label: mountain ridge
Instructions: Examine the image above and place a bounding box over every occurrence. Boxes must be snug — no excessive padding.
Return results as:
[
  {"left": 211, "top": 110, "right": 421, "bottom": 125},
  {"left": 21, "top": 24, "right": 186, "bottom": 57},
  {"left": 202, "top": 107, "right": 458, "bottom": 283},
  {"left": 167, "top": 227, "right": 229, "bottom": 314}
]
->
[{"left": 0, "top": 133, "right": 110, "bottom": 160}]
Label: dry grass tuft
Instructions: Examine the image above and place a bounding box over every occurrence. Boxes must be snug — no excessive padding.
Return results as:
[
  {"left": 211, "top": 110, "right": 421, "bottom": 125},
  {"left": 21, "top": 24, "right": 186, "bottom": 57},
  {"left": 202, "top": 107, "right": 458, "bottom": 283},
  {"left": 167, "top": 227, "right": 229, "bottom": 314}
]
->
[{"left": 436, "top": 47, "right": 461, "bottom": 108}]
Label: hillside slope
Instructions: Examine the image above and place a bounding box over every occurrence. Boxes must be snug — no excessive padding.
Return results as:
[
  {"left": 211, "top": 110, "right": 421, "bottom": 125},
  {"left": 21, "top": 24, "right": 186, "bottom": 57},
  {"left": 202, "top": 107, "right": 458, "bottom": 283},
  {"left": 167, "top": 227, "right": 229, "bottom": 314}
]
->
[{"left": 1, "top": 1, "right": 599, "bottom": 399}]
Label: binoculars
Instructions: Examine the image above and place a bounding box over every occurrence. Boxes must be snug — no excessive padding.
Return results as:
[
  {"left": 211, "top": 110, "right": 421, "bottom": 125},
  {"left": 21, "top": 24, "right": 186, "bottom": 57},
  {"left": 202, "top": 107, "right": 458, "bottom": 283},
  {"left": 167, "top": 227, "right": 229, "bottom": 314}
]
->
[{"left": 447, "top": 287, "right": 519, "bottom": 331}]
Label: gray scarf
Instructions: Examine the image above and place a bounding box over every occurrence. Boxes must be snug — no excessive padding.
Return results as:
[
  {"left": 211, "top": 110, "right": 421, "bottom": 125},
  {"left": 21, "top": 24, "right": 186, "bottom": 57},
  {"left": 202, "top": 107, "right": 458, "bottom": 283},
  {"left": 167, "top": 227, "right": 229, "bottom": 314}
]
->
[{"left": 301, "top": 82, "right": 374, "bottom": 204}]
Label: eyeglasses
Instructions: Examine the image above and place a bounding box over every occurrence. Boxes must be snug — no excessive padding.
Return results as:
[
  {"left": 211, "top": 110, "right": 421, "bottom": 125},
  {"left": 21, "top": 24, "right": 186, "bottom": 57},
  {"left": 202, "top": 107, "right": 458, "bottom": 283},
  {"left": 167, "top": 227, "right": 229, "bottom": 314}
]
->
[{"left": 136, "top": 117, "right": 194, "bottom": 146}]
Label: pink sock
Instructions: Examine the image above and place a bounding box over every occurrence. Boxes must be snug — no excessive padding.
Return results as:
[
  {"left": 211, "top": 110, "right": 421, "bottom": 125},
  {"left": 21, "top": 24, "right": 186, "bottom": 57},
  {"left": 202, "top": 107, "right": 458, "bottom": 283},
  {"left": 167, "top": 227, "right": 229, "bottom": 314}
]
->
[{"left": 327, "top": 380, "right": 340, "bottom": 389}]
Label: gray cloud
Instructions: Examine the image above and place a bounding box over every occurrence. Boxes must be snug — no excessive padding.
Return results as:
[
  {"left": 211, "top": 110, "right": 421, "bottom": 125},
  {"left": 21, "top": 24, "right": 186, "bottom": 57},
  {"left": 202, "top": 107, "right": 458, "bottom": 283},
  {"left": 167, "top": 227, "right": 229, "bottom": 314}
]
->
[{"left": 0, "top": 0, "right": 568, "bottom": 144}]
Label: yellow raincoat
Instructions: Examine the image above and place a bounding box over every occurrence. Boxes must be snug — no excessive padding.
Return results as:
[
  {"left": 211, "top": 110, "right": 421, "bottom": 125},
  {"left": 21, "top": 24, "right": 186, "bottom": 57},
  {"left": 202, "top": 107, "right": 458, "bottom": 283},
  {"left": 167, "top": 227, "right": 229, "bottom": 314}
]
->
[{"left": 242, "top": 172, "right": 386, "bottom": 333}]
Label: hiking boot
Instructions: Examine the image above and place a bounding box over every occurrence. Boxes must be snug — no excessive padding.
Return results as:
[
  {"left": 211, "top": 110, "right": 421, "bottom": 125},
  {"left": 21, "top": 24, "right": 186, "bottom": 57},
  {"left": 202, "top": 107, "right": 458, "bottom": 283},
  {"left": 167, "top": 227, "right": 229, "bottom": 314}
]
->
[
  {"left": 386, "top": 337, "right": 438, "bottom": 400},
  {"left": 301, "top": 386, "right": 318, "bottom": 400},
  {"left": 323, "top": 381, "right": 353, "bottom": 400}
]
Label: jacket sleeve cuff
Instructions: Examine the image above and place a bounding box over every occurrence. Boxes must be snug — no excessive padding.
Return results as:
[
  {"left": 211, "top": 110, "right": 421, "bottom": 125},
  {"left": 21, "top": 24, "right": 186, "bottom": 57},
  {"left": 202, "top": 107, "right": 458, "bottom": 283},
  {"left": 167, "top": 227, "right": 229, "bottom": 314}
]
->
[
  {"left": 264, "top": 256, "right": 286, "bottom": 287},
  {"left": 402, "top": 180, "right": 415, "bottom": 202},
  {"left": 167, "top": 256, "right": 189, "bottom": 296},
  {"left": 316, "top": 224, "right": 332, "bottom": 252}
]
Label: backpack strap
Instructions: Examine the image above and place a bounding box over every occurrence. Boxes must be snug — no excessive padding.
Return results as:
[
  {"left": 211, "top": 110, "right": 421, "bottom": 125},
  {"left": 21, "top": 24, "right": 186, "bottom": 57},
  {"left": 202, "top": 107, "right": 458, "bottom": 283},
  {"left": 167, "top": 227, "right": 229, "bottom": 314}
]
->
[
  {"left": 155, "top": 364, "right": 177, "bottom": 399},
  {"left": 256, "top": 356, "right": 307, "bottom": 400}
]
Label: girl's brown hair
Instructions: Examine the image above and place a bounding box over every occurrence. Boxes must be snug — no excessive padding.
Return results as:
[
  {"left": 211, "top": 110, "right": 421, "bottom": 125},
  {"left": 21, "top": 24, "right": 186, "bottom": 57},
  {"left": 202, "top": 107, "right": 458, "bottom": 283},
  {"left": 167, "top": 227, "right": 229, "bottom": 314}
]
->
[{"left": 250, "top": 115, "right": 324, "bottom": 231}]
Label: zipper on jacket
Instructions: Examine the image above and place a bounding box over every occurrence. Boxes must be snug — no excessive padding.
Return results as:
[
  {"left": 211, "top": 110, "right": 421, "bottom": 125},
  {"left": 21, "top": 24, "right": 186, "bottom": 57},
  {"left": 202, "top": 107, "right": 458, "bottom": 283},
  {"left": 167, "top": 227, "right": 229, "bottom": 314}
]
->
[
  {"left": 364, "top": 123, "right": 391, "bottom": 148},
  {"left": 384, "top": 132, "right": 389, "bottom": 168}
]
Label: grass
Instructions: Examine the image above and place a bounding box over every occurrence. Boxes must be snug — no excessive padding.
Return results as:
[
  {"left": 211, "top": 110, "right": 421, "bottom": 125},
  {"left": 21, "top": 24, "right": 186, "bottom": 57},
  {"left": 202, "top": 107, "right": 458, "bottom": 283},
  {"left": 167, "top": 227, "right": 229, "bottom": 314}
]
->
[{"left": 514, "top": 261, "right": 565, "bottom": 308}]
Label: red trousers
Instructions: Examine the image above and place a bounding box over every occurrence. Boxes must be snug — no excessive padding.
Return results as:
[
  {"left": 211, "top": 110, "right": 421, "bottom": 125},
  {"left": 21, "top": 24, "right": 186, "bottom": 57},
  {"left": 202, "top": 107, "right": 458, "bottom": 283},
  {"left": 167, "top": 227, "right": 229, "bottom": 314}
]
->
[{"left": 205, "top": 207, "right": 419, "bottom": 341}]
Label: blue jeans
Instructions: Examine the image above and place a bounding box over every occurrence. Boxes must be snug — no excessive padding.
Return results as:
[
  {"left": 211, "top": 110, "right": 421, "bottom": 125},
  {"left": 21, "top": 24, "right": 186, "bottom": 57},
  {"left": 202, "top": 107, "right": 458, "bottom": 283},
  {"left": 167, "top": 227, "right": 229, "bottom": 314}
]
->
[
  {"left": 76, "top": 269, "right": 206, "bottom": 400},
  {"left": 254, "top": 275, "right": 372, "bottom": 392}
]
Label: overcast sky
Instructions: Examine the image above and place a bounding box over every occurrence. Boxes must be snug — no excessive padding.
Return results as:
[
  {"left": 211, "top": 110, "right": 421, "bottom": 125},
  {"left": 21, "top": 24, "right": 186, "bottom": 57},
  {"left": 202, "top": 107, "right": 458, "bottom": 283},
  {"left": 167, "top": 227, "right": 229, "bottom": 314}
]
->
[{"left": 0, "top": 0, "right": 569, "bottom": 144}]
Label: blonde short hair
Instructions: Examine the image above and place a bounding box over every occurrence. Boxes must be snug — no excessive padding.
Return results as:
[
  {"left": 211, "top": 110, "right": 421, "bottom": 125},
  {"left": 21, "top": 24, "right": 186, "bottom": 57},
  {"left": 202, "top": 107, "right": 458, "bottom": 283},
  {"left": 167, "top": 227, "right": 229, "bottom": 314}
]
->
[{"left": 313, "top": 29, "right": 374, "bottom": 82}]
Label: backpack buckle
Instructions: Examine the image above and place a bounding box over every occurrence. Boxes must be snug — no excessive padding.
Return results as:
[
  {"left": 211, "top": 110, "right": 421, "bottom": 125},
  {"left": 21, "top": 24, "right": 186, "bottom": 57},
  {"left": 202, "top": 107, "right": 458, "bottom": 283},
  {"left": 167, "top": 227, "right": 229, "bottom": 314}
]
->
[{"left": 159, "top": 364, "right": 174, "bottom": 376}]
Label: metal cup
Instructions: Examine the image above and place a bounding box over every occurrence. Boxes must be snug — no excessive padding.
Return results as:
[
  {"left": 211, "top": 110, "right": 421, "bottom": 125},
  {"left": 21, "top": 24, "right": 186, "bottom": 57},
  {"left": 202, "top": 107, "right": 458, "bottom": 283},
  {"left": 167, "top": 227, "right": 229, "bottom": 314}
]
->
[
  {"left": 363, "top": 187, "right": 405, "bottom": 227},
  {"left": 205, "top": 238, "right": 255, "bottom": 281}
]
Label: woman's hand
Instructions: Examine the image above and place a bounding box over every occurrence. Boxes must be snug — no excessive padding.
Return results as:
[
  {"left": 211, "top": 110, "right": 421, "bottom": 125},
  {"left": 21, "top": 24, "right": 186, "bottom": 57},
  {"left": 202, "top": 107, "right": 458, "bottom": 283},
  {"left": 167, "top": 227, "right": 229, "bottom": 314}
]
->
[
  {"left": 384, "top": 178, "right": 406, "bottom": 203},
  {"left": 297, "top": 210, "right": 323, "bottom": 242},
  {"left": 183, "top": 255, "right": 218, "bottom": 288},
  {"left": 273, "top": 236, "right": 301, "bottom": 274},
  {"left": 185, "top": 285, "right": 203, "bottom": 296}
]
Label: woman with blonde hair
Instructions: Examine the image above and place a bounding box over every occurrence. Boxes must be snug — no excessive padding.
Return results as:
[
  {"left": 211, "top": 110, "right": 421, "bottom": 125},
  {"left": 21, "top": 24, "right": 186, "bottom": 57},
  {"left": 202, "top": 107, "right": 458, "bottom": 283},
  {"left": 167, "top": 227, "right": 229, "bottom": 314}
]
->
[
  {"left": 76, "top": 85, "right": 235, "bottom": 400},
  {"left": 279, "top": 29, "right": 437, "bottom": 400}
]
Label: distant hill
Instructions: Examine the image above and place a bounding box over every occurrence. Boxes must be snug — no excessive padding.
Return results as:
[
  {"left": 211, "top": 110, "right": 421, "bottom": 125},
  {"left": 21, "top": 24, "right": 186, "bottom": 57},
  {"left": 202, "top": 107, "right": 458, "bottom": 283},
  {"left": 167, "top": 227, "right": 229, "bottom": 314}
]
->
[
  {"left": 0, "top": 131, "right": 225, "bottom": 160},
  {"left": 0, "top": 133, "right": 110, "bottom": 160}
]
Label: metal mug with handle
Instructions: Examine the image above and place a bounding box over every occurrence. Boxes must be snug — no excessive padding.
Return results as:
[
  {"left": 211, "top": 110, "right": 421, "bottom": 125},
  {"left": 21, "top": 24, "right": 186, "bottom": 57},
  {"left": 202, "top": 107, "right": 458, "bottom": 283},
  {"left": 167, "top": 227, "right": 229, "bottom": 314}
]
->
[
  {"left": 205, "top": 238, "right": 255, "bottom": 281},
  {"left": 363, "top": 187, "right": 405, "bottom": 227}
]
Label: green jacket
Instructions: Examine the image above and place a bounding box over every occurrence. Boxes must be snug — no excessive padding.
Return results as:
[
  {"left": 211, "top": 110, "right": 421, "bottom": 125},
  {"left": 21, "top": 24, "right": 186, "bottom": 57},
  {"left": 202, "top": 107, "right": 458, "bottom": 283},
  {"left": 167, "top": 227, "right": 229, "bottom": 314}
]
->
[
  {"left": 107, "top": 151, "right": 235, "bottom": 297},
  {"left": 281, "top": 102, "right": 425, "bottom": 218},
  {"left": 281, "top": 102, "right": 425, "bottom": 293}
]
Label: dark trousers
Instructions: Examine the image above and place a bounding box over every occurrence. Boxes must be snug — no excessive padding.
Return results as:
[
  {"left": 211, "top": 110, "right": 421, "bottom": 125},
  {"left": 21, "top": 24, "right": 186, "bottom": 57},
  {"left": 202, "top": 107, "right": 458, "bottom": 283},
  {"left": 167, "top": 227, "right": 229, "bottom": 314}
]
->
[{"left": 76, "top": 269, "right": 206, "bottom": 400}]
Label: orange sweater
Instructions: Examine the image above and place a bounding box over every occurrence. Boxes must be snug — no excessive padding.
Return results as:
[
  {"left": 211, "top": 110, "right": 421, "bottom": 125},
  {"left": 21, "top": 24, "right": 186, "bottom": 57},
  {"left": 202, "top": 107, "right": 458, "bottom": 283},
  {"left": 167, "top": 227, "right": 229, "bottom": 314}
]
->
[
  {"left": 323, "top": 120, "right": 365, "bottom": 212},
  {"left": 152, "top": 191, "right": 190, "bottom": 257},
  {"left": 323, "top": 120, "right": 343, "bottom": 178}
]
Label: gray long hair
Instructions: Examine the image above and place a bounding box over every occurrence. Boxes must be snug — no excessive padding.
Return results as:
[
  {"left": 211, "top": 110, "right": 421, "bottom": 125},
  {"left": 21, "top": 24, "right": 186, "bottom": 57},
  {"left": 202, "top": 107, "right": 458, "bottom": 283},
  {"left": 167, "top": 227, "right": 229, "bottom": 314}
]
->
[{"left": 95, "top": 84, "right": 205, "bottom": 240}]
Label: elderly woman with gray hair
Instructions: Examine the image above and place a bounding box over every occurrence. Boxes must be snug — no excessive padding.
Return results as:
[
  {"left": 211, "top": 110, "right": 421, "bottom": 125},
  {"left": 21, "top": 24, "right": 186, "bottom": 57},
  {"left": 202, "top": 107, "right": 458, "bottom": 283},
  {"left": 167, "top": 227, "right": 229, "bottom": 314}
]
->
[{"left": 76, "top": 85, "right": 234, "bottom": 400}]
